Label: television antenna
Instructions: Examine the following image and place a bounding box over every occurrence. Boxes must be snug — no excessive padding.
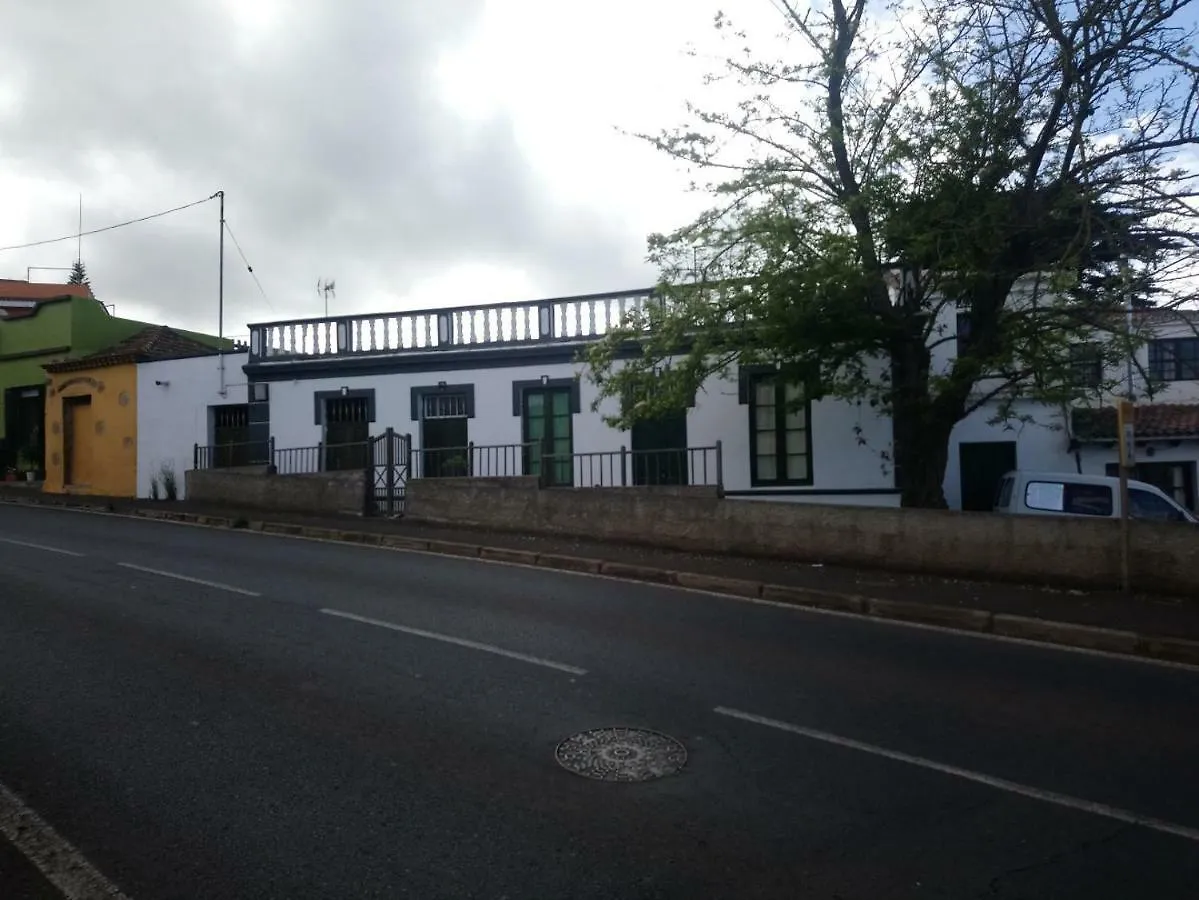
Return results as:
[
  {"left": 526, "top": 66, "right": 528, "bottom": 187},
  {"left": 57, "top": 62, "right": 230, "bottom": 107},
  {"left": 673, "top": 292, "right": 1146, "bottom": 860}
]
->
[{"left": 317, "top": 278, "right": 336, "bottom": 317}]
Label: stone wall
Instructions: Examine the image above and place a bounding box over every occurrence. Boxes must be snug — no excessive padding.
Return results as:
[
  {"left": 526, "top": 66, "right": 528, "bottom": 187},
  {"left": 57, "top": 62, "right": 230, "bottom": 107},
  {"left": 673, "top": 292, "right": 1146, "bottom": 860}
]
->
[
  {"left": 405, "top": 477, "right": 1199, "bottom": 595},
  {"left": 185, "top": 468, "right": 367, "bottom": 516}
]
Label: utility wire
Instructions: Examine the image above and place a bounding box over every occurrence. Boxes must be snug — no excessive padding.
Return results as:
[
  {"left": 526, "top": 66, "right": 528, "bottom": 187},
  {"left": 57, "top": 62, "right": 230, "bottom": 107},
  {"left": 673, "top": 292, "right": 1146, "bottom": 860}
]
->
[
  {"left": 0, "top": 194, "right": 217, "bottom": 253},
  {"left": 223, "top": 220, "right": 274, "bottom": 310}
]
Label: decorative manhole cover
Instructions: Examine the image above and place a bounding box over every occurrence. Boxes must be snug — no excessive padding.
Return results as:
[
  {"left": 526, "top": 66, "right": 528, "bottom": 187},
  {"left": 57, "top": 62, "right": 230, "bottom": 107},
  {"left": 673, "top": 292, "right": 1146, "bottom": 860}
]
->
[{"left": 555, "top": 728, "right": 687, "bottom": 782}]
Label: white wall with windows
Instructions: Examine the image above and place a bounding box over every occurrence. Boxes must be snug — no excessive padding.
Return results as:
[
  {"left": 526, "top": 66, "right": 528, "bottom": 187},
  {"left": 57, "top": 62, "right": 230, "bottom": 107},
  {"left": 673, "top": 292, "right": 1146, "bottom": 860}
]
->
[
  {"left": 255, "top": 356, "right": 898, "bottom": 503},
  {"left": 137, "top": 352, "right": 249, "bottom": 500}
]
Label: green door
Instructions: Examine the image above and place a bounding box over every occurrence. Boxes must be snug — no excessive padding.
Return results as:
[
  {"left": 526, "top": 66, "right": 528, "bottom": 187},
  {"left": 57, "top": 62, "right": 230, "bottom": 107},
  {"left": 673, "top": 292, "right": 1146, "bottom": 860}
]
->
[{"left": 523, "top": 388, "right": 573, "bottom": 486}]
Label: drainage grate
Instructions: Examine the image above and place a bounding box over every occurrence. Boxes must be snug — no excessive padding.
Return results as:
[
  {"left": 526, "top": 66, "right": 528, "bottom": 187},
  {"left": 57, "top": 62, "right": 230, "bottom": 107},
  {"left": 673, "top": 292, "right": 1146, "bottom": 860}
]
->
[{"left": 555, "top": 728, "right": 687, "bottom": 782}]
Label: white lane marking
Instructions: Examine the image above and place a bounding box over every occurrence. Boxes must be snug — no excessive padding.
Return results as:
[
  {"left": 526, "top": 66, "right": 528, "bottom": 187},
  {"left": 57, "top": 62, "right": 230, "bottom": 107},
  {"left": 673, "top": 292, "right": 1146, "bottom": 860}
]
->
[
  {"left": 714, "top": 706, "right": 1199, "bottom": 843},
  {"left": 117, "top": 563, "right": 261, "bottom": 597},
  {"left": 0, "top": 536, "right": 85, "bottom": 557},
  {"left": 10, "top": 501, "right": 1198, "bottom": 676},
  {"left": 0, "top": 780, "right": 132, "bottom": 900},
  {"left": 320, "top": 608, "right": 588, "bottom": 676}
]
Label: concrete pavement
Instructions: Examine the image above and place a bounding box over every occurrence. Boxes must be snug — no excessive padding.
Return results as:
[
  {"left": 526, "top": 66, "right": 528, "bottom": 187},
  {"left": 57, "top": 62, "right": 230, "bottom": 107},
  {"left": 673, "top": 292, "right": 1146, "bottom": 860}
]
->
[{"left": 1, "top": 502, "right": 1197, "bottom": 898}]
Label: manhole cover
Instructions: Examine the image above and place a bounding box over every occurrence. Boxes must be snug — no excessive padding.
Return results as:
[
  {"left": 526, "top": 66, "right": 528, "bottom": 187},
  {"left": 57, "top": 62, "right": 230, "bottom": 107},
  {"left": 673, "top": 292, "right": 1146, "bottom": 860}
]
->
[{"left": 555, "top": 727, "right": 687, "bottom": 782}]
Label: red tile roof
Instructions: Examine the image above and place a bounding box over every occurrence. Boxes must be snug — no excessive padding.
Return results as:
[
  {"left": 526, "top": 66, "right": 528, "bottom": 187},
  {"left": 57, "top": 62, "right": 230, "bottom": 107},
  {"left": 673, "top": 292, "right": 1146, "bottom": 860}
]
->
[
  {"left": 43, "top": 325, "right": 219, "bottom": 373},
  {"left": 1073, "top": 403, "right": 1199, "bottom": 441},
  {"left": 0, "top": 279, "right": 95, "bottom": 319}
]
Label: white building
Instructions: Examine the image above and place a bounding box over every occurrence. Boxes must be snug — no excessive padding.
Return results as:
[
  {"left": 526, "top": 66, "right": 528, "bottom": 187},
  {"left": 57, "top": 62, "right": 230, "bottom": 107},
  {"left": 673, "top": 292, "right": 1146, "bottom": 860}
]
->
[
  {"left": 942, "top": 306, "right": 1199, "bottom": 512},
  {"left": 137, "top": 285, "right": 1198, "bottom": 512}
]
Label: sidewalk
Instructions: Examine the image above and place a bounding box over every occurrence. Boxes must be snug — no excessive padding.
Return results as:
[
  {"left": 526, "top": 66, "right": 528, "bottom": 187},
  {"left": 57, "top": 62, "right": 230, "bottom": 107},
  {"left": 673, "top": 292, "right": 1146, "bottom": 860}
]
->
[{"left": 2, "top": 485, "right": 1197, "bottom": 659}]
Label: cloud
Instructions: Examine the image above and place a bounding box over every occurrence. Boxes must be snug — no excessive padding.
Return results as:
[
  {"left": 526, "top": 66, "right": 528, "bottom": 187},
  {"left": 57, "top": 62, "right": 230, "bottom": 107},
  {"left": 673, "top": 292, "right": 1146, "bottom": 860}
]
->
[{"left": 0, "top": 0, "right": 654, "bottom": 334}]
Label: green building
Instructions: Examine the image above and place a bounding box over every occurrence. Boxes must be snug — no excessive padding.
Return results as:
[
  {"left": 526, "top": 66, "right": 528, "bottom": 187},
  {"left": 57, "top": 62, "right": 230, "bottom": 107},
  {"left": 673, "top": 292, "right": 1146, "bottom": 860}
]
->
[{"left": 0, "top": 281, "right": 227, "bottom": 476}]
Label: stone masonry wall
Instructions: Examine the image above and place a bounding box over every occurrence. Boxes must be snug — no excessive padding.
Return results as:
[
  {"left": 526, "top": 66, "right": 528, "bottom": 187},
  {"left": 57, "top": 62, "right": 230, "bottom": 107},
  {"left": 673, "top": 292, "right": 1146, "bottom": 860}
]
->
[
  {"left": 185, "top": 469, "right": 367, "bottom": 517},
  {"left": 405, "top": 477, "right": 1198, "bottom": 595}
]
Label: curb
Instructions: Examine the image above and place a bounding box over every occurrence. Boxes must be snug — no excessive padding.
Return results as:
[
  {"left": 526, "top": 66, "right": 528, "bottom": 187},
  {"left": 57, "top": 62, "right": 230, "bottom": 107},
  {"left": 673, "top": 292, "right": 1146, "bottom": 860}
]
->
[{"left": 4, "top": 496, "right": 1199, "bottom": 667}]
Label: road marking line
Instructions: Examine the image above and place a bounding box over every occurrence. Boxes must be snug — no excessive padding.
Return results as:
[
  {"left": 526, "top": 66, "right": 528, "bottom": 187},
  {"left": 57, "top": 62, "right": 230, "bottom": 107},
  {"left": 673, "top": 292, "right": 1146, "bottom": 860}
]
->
[
  {"left": 117, "top": 563, "right": 261, "bottom": 597},
  {"left": 0, "top": 537, "right": 85, "bottom": 557},
  {"left": 320, "top": 608, "right": 588, "bottom": 676},
  {"left": 0, "top": 780, "right": 132, "bottom": 900},
  {"left": 714, "top": 706, "right": 1199, "bottom": 843}
]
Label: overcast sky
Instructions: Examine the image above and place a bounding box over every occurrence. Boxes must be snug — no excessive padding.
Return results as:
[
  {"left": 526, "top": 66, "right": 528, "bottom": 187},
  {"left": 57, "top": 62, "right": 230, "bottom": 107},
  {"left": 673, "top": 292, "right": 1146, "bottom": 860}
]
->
[{"left": 0, "top": 0, "right": 768, "bottom": 337}]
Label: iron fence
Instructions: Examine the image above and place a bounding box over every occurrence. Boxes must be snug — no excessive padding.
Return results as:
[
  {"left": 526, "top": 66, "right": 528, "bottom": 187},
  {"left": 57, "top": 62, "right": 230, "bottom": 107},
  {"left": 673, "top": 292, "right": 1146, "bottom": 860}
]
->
[
  {"left": 269, "top": 440, "right": 376, "bottom": 475},
  {"left": 193, "top": 440, "right": 268, "bottom": 470},
  {"left": 542, "top": 443, "right": 722, "bottom": 489},
  {"left": 410, "top": 442, "right": 534, "bottom": 479},
  {"left": 193, "top": 436, "right": 723, "bottom": 507}
]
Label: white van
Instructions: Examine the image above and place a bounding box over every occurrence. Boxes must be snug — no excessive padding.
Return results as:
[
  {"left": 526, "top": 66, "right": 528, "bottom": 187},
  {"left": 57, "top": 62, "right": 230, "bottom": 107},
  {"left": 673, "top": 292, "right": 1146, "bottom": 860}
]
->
[{"left": 993, "top": 470, "right": 1197, "bottom": 524}]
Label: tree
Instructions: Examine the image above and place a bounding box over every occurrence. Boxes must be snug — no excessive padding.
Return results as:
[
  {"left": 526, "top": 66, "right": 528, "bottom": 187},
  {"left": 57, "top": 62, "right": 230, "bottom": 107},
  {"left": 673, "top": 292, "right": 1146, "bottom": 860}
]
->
[
  {"left": 586, "top": 0, "right": 1199, "bottom": 507},
  {"left": 66, "top": 259, "right": 89, "bottom": 288}
]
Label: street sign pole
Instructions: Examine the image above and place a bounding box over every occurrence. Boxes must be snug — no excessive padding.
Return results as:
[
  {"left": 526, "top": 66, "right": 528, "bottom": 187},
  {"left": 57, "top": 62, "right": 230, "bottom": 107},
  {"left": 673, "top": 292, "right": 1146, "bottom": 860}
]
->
[{"left": 1117, "top": 399, "right": 1135, "bottom": 594}]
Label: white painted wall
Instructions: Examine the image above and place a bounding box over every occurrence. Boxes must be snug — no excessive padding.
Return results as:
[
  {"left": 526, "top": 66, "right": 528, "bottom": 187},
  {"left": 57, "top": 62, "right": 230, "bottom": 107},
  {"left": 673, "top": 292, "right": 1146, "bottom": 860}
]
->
[
  {"left": 942, "top": 400, "right": 1074, "bottom": 510},
  {"left": 266, "top": 359, "right": 624, "bottom": 455},
  {"left": 264, "top": 358, "right": 897, "bottom": 502},
  {"left": 137, "top": 352, "right": 249, "bottom": 499}
]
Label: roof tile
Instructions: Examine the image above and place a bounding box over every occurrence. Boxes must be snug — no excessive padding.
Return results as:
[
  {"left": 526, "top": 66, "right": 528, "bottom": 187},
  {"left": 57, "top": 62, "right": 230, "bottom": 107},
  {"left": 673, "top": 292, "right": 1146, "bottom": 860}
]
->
[
  {"left": 43, "top": 325, "right": 219, "bottom": 373},
  {"left": 1073, "top": 403, "right": 1199, "bottom": 441}
]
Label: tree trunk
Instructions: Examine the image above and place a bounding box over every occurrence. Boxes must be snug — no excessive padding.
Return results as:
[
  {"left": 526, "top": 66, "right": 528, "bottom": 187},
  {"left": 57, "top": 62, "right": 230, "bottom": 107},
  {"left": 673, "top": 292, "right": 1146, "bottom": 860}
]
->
[
  {"left": 892, "top": 405, "right": 954, "bottom": 508},
  {"left": 889, "top": 334, "right": 957, "bottom": 509}
]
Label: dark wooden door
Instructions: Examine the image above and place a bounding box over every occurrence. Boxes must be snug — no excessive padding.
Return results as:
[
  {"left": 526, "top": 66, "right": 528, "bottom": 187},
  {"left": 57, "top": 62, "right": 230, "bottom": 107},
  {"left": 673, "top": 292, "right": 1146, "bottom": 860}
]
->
[
  {"left": 959, "top": 441, "right": 1018, "bottom": 511},
  {"left": 630, "top": 410, "right": 688, "bottom": 485}
]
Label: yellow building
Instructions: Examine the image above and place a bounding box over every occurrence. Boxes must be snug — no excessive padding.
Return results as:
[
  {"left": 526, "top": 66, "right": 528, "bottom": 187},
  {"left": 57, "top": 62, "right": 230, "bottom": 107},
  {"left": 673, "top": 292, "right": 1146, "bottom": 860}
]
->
[{"left": 43, "top": 326, "right": 219, "bottom": 497}]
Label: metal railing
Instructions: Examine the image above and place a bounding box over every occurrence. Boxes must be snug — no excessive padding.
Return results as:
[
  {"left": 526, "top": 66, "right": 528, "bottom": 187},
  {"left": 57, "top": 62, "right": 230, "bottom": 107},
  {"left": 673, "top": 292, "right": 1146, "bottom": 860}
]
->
[
  {"left": 270, "top": 440, "right": 374, "bottom": 475},
  {"left": 410, "top": 442, "right": 533, "bottom": 479},
  {"left": 541, "top": 443, "right": 723, "bottom": 489},
  {"left": 194, "top": 437, "right": 723, "bottom": 491},
  {"left": 193, "top": 441, "right": 268, "bottom": 470},
  {"left": 196, "top": 439, "right": 377, "bottom": 474},
  {"left": 246, "top": 287, "right": 658, "bottom": 362}
]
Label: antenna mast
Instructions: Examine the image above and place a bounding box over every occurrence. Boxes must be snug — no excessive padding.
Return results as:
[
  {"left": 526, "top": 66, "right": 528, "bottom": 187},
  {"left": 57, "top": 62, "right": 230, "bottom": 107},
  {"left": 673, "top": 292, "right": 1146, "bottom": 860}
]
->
[{"left": 318, "top": 279, "right": 336, "bottom": 317}]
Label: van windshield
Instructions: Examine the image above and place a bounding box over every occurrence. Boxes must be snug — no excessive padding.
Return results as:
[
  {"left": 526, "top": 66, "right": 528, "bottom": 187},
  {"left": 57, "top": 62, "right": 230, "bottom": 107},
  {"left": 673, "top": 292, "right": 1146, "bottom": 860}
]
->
[
  {"left": 995, "top": 476, "right": 1014, "bottom": 509},
  {"left": 1129, "top": 488, "right": 1193, "bottom": 523}
]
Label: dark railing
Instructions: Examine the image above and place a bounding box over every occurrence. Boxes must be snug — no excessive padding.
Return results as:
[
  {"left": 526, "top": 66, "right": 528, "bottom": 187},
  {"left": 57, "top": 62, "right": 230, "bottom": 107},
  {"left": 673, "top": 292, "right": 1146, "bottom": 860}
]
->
[
  {"left": 246, "top": 287, "right": 657, "bottom": 362},
  {"left": 411, "top": 442, "right": 533, "bottom": 479},
  {"left": 542, "top": 444, "right": 723, "bottom": 489},
  {"left": 194, "top": 441, "right": 268, "bottom": 470},
  {"left": 194, "top": 437, "right": 723, "bottom": 492},
  {"left": 271, "top": 441, "right": 375, "bottom": 475}
]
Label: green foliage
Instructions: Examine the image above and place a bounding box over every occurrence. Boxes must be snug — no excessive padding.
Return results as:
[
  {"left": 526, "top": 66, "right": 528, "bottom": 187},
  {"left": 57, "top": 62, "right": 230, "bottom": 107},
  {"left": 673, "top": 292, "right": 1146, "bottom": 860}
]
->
[
  {"left": 587, "top": 0, "right": 1199, "bottom": 505},
  {"left": 66, "top": 259, "right": 89, "bottom": 287}
]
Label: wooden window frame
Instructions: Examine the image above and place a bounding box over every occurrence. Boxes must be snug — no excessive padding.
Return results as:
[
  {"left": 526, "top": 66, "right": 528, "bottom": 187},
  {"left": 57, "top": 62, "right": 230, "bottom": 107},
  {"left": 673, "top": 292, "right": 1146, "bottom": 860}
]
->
[{"left": 747, "top": 372, "right": 814, "bottom": 488}]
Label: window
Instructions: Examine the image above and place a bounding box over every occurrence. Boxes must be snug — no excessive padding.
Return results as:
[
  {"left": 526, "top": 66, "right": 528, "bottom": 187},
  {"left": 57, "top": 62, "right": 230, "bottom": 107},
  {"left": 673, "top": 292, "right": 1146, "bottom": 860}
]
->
[
  {"left": 211, "top": 404, "right": 250, "bottom": 468},
  {"left": 1148, "top": 338, "right": 1199, "bottom": 382},
  {"left": 422, "top": 393, "right": 468, "bottom": 419},
  {"left": 1128, "top": 488, "right": 1189, "bottom": 522},
  {"left": 1069, "top": 344, "right": 1103, "bottom": 388},
  {"left": 420, "top": 392, "right": 469, "bottom": 477},
  {"left": 1025, "top": 480, "right": 1113, "bottom": 516},
  {"left": 749, "top": 375, "right": 811, "bottom": 486},
  {"left": 956, "top": 311, "right": 973, "bottom": 354}
]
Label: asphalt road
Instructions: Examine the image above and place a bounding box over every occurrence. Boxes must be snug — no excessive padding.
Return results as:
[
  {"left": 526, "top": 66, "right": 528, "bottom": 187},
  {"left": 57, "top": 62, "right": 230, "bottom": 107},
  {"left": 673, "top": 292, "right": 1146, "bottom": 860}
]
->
[{"left": 1, "top": 503, "right": 1197, "bottom": 899}]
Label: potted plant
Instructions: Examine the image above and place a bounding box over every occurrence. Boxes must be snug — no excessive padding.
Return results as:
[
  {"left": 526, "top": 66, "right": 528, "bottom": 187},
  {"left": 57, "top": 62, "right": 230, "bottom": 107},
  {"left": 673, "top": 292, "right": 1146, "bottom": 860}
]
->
[{"left": 16, "top": 445, "right": 43, "bottom": 481}]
